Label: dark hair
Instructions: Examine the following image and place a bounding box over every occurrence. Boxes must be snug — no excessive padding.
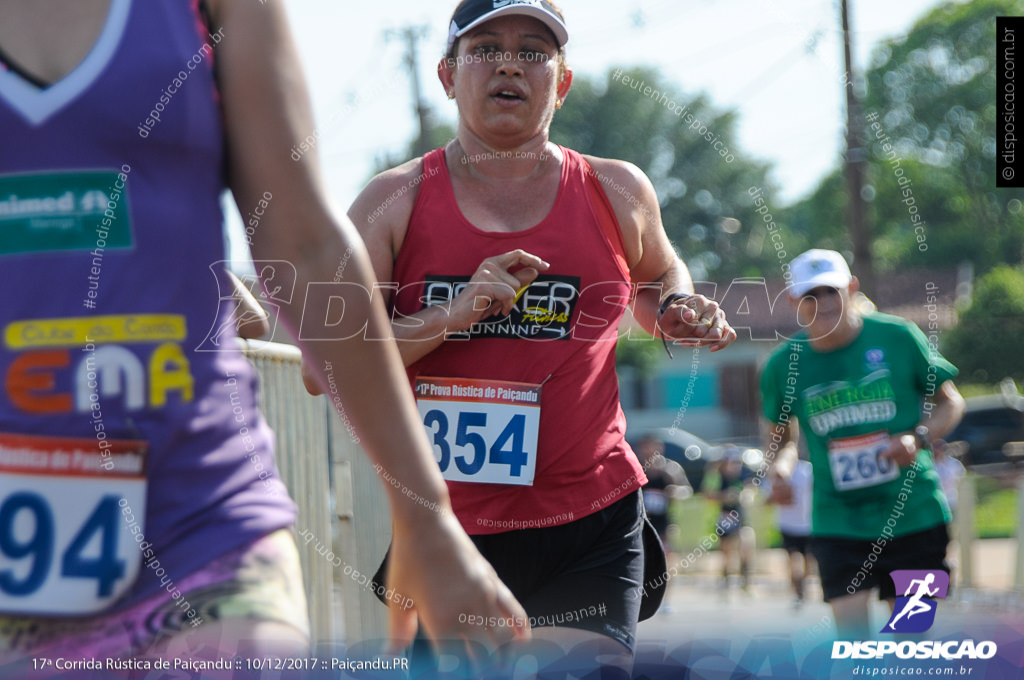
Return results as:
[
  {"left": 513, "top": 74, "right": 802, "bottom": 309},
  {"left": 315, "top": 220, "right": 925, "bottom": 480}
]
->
[{"left": 444, "top": 0, "right": 567, "bottom": 74}]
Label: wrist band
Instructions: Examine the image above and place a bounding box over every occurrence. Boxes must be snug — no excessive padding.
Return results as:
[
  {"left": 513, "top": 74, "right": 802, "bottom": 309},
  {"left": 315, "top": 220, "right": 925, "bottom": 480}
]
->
[
  {"left": 658, "top": 293, "right": 691, "bottom": 319},
  {"left": 657, "top": 293, "right": 692, "bottom": 359}
]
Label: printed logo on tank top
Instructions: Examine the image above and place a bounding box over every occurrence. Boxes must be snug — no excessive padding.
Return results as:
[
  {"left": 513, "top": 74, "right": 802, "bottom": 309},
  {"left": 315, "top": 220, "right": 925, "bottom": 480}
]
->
[
  {"left": 3, "top": 315, "right": 194, "bottom": 417},
  {"left": 423, "top": 274, "right": 581, "bottom": 340},
  {"left": 0, "top": 170, "right": 133, "bottom": 257},
  {"left": 802, "top": 370, "right": 897, "bottom": 437}
]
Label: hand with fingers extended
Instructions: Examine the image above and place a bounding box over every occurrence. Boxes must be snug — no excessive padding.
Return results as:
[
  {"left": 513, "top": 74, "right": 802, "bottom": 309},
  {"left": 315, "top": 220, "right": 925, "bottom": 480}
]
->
[
  {"left": 386, "top": 508, "right": 530, "bottom": 660},
  {"left": 449, "top": 250, "right": 550, "bottom": 331},
  {"left": 656, "top": 294, "right": 737, "bottom": 353}
]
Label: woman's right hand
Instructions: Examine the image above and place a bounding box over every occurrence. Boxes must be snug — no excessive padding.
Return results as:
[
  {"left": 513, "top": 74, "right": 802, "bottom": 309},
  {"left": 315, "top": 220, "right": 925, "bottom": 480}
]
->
[{"left": 449, "top": 250, "right": 549, "bottom": 330}]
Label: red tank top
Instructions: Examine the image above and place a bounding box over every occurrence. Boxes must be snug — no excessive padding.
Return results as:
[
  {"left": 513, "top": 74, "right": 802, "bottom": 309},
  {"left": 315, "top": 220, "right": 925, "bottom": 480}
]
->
[{"left": 393, "top": 146, "right": 646, "bottom": 534}]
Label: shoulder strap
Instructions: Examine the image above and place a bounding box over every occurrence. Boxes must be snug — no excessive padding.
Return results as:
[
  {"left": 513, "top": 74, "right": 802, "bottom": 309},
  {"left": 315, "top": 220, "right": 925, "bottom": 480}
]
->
[{"left": 579, "top": 155, "right": 631, "bottom": 278}]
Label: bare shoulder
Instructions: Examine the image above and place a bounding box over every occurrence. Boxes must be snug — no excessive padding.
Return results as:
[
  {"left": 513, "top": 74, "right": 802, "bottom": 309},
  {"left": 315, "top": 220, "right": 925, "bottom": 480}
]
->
[
  {"left": 581, "top": 155, "right": 653, "bottom": 196},
  {"left": 348, "top": 156, "right": 427, "bottom": 259},
  {"left": 580, "top": 155, "right": 661, "bottom": 267}
]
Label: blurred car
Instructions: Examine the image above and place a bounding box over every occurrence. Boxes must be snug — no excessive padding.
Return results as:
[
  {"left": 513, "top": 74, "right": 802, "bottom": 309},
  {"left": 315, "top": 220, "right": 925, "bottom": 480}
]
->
[
  {"left": 629, "top": 427, "right": 765, "bottom": 491},
  {"left": 947, "top": 380, "right": 1024, "bottom": 471}
]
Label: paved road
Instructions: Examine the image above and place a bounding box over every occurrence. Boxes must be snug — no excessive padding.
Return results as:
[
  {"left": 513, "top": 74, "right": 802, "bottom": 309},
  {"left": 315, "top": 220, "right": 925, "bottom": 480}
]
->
[{"left": 631, "top": 541, "right": 1023, "bottom": 679}]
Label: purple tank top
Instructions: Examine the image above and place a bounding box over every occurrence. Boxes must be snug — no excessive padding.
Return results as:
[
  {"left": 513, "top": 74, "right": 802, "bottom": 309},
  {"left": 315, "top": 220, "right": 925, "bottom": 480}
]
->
[{"left": 0, "top": 0, "right": 295, "bottom": 612}]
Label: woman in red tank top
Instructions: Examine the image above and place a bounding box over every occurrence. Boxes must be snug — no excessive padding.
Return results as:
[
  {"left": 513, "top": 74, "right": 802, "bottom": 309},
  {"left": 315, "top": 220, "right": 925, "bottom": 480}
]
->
[{"left": 339, "top": 0, "right": 738, "bottom": 674}]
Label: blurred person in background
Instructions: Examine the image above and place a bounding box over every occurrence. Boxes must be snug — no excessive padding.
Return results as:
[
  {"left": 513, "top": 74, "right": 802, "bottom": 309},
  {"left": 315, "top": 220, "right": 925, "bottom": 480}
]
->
[
  {"left": 932, "top": 438, "right": 966, "bottom": 574},
  {"left": 766, "top": 458, "right": 815, "bottom": 607},
  {"left": 636, "top": 435, "right": 690, "bottom": 612},
  {"left": 760, "top": 249, "right": 965, "bottom": 639},
  {"left": 709, "top": 446, "right": 756, "bottom": 593},
  {"left": 932, "top": 439, "right": 966, "bottom": 516}
]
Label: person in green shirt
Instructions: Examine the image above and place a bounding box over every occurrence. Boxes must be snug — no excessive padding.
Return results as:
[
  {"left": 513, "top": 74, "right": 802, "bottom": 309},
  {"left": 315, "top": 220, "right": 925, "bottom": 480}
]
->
[{"left": 759, "top": 249, "right": 965, "bottom": 639}]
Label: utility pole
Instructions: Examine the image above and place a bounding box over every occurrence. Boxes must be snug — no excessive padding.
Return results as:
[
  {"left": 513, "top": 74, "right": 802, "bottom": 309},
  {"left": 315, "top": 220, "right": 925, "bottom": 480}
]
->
[
  {"left": 385, "top": 25, "right": 433, "bottom": 158},
  {"left": 840, "top": 0, "right": 874, "bottom": 297}
]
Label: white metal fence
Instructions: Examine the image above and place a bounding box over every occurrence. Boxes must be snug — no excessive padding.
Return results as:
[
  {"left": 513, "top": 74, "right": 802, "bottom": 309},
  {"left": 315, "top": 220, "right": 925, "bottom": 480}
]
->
[
  {"left": 241, "top": 340, "right": 391, "bottom": 646},
  {"left": 244, "top": 340, "right": 1024, "bottom": 639}
]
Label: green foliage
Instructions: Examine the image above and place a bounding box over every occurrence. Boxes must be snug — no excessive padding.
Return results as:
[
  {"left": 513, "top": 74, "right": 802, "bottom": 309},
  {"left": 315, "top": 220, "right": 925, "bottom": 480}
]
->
[
  {"left": 957, "top": 382, "right": 1006, "bottom": 399},
  {"left": 974, "top": 476, "right": 1018, "bottom": 539},
  {"left": 615, "top": 330, "right": 663, "bottom": 378},
  {"left": 782, "top": 0, "right": 1024, "bottom": 275},
  {"left": 778, "top": 169, "right": 847, "bottom": 253},
  {"left": 550, "top": 68, "right": 783, "bottom": 281},
  {"left": 371, "top": 120, "right": 457, "bottom": 178},
  {"left": 945, "top": 265, "right": 1024, "bottom": 382},
  {"left": 863, "top": 0, "right": 1024, "bottom": 271}
]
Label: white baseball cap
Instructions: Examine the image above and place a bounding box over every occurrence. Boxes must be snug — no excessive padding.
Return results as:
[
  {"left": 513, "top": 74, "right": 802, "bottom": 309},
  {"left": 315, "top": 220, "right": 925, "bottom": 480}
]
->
[{"left": 789, "top": 249, "right": 853, "bottom": 297}]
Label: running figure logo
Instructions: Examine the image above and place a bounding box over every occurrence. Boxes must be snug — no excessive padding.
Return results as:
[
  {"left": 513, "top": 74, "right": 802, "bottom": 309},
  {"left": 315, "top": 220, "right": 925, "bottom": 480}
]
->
[{"left": 882, "top": 570, "right": 949, "bottom": 633}]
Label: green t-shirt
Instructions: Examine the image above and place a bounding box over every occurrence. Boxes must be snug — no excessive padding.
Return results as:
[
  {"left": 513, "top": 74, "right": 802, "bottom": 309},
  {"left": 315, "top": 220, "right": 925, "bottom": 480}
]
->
[{"left": 759, "top": 313, "right": 957, "bottom": 540}]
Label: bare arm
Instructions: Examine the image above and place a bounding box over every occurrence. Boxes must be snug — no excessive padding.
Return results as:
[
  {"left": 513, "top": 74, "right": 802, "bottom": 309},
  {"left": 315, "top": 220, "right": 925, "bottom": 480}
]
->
[
  {"left": 584, "top": 156, "right": 736, "bottom": 352},
  {"left": 228, "top": 270, "right": 270, "bottom": 340},
  {"left": 885, "top": 380, "right": 966, "bottom": 467},
  {"left": 300, "top": 357, "right": 323, "bottom": 396},
  {"left": 209, "top": 0, "right": 527, "bottom": 649},
  {"left": 764, "top": 419, "right": 799, "bottom": 480},
  {"left": 664, "top": 460, "right": 691, "bottom": 498},
  {"left": 922, "top": 380, "right": 966, "bottom": 441}
]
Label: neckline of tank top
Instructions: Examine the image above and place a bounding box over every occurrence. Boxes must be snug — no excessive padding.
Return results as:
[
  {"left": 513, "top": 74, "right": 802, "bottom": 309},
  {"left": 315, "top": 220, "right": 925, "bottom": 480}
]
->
[
  {"left": 0, "top": 0, "right": 130, "bottom": 126},
  {"left": 436, "top": 144, "right": 572, "bottom": 238},
  {"left": 0, "top": 45, "right": 51, "bottom": 89}
]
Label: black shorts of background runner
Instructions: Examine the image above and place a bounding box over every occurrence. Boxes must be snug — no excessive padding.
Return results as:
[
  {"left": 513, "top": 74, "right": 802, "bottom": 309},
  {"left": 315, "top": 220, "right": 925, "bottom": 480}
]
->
[
  {"left": 716, "top": 510, "right": 744, "bottom": 538},
  {"left": 469, "top": 490, "right": 652, "bottom": 650},
  {"left": 780, "top": 532, "right": 810, "bottom": 556},
  {"left": 811, "top": 523, "right": 949, "bottom": 602},
  {"left": 374, "top": 491, "right": 664, "bottom": 653}
]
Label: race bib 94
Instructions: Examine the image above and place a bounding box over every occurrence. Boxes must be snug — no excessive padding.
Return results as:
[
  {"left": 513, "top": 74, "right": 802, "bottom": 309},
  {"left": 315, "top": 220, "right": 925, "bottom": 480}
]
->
[
  {"left": 828, "top": 431, "right": 899, "bottom": 491},
  {"left": 0, "top": 432, "right": 147, "bottom": 615},
  {"left": 415, "top": 377, "right": 541, "bottom": 486}
]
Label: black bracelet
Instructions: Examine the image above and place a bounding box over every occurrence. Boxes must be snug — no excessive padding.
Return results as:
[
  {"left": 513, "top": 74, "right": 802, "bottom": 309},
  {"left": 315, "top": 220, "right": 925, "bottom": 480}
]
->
[
  {"left": 658, "top": 293, "right": 692, "bottom": 319},
  {"left": 657, "top": 293, "right": 692, "bottom": 359}
]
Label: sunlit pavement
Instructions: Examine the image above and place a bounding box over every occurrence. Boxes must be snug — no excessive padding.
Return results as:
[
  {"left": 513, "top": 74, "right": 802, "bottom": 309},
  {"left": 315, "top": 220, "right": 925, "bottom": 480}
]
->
[{"left": 632, "top": 543, "right": 1024, "bottom": 679}]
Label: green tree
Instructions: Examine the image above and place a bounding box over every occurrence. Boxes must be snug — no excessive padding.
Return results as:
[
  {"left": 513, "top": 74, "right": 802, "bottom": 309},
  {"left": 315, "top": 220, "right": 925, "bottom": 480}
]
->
[
  {"left": 615, "top": 331, "right": 663, "bottom": 377},
  {"left": 785, "top": 0, "right": 1024, "bottom": 275},
  {"left": 550, "top": 67, "right": 783, "bottom": 282},
  {"left": 777, "top": 168, "right": 847, "bottom": 253},
  {"left": 863, "top": 0, "right": 1024, "bottom": 272},
  {"left": 944, "top": 265, "right": 1024, "bottom": 383},
  {"left": 372, "top": 120, "right": 456, "bottom": 178}
]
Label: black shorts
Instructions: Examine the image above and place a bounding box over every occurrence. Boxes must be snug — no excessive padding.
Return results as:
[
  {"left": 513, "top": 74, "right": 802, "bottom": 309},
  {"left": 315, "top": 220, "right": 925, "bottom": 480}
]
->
[
  {"left": 780, "top": 532, "right": 810, "bottom": 555},
  {"left": 716, "top": 509, "right": 743, "bottom": 537},
  {"left": 469, "top": 490, "right": 649, "bottom": 651},
  {"left": 647, "top": 512, "right": 670, "bottom": 542},
  {"left": 810, "top": 524, "right": 949, "bottom": 602}
]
